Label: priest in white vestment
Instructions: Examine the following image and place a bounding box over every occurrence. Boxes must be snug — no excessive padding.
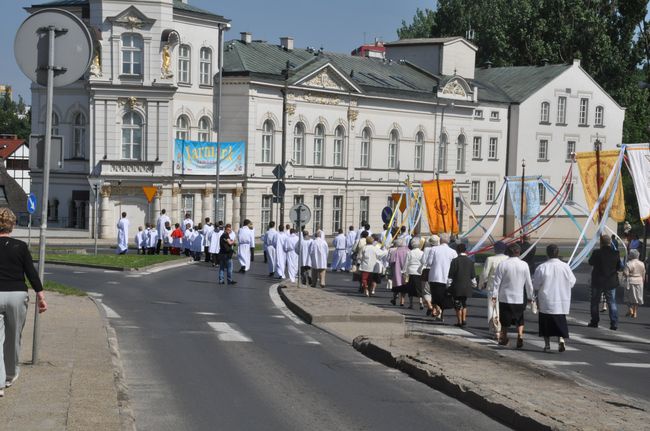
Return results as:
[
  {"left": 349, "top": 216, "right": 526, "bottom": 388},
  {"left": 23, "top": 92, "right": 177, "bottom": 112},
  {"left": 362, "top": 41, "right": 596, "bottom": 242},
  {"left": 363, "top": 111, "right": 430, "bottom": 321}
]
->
[
  {"left": 156, "top": 209, "right": 171, "bottom": 254},
  {"left": 331, "top": 229, "right": 347, "bottom": 271},
  {"left": 116, "top": 212, "right": 129, "bottom": 254},
  {"left": 284, "top": 230, "right": 299, "bottom": 282},
  {"left": 344, "top": 226, "right": 357, "bottom": 271},
  {"left": 300, "top": 231, "right": 314, "bottom": 285},
  {"left": 309, "top": 231, "right": 329, "bottom": 288},
  {"left": 264, "top": 222, "right": 278, "bottom": 276},
  {"left": 237, "top": 220, "right": 254, "bottom": 272},
  {"left": 274, "top": 226, "right": 287, "bottom": 279}
]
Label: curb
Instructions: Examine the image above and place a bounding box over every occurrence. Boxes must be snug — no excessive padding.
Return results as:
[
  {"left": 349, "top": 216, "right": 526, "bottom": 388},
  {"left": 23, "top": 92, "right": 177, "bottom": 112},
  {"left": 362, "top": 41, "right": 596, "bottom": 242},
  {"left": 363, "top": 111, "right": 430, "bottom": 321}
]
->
[
  {"left": 353, "top": 336, "right": 550, "bottom": 431},
  {"left": 45, "top": 258, "right": 194, "bottom": 272},
  {"left": 89, "top": 296, "right": 137, "bottom": 431}
]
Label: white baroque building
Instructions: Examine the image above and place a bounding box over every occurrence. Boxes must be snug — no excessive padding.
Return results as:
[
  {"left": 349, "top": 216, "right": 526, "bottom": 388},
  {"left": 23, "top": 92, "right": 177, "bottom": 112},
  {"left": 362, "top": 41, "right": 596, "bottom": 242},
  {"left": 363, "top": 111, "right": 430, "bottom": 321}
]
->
[{"left": 26, "top": 0, "right": 624, "bottom": 240}]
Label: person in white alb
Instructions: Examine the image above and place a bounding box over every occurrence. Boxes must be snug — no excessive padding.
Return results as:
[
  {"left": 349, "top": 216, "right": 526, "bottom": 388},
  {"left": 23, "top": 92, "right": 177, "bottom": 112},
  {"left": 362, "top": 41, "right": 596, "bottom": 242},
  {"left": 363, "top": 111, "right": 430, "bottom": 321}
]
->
[
  {"left": 202, "top": 218, "right": 214, "bottom": 263},
  {"left": 285, "top": 229, "right": 300, "bottom": 283},
  {"left": 344, "top": 226, "right": 357, "bottom": 271},
  {"left": 479, "top": 241, "right": 509, "bottom": 338},
  {"left": 183, "top": 224, "right": 193, "bottom": 256},
  {"left": 310, "top": 231, "right": 329, "bottom": 288},
  {"left": 275, "top": 225, "right": 287, "bottom": 279},
  {"left": 300, "top": 230, "right": 313, "bottom": 285},
  {"left": 533, "top": 244, "right": 576, "bottom": 352},
  {"left": 331, "top": 229, "right": 347, "bottom": 271},
  {"left": 182, "top": 213, "right": 194, "bottom": 232},
  {"left": 155, "top": 209, "right": 171, "bottom": 254},
  {"left": 147, "top": 223, "right": 158, "bottom": 255},
  {"left": 209, "top": 225, "right": 223, "bottom": 266},
  {"left": 492, "top": 243, "right": 534, "bottom": 348},
  {"left": 237, "top": 220, "right": 254, "bottom": 273},
  {"left": 135, "top": 226, "right": 145, "bottom": 255},
  {"left": 264, "top": 222, "right": 277, "bottom": 277},
  {"left": 116, "top": 212, "right": 130, "bottom": 254},
  {"left": 249, "top": 223, "right": 256, "bottom": 264}
]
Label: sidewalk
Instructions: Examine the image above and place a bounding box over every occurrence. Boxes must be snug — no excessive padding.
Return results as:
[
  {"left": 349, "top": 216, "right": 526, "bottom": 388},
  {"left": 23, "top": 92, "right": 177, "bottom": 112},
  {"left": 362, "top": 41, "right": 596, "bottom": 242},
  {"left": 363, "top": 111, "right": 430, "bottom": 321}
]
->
[
  {"left": 0, "top": 293, "right": 132, "bottom": 431},
  {"left": 280, "top": 285, "right": 650, "bottom": 431}
]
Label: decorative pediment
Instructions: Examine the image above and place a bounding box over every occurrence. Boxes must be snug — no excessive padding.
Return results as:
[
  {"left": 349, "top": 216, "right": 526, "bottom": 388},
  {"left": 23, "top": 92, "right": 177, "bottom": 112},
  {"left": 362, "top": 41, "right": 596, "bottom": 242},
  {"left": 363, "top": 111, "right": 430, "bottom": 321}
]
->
[
  {"left": 293, "top": 65, "right": 362, "bottom": 94},
  {"left": 108, "top": 6, "right": 156, "bottom": 30},
  {"left": 442, "top": 79, "right": 467, "bottom": 97},
  {"left": 437, "top": 76, "right": 473, "bottom": 101}
]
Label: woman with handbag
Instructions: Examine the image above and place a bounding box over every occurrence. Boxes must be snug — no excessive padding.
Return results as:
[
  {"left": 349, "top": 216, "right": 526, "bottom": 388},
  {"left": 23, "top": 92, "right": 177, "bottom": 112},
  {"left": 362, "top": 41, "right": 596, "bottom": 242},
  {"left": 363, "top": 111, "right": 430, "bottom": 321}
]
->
[
  {"left": 624, "top": 249, "right": 645, "bottom": 319},
  {"left": 420, "top": 236, "right": 438, "bottom": 316}
]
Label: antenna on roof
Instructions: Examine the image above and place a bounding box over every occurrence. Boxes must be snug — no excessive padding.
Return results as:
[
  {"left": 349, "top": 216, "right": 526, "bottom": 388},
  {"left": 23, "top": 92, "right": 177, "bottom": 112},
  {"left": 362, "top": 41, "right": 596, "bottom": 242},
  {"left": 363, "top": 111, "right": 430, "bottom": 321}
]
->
[{"left": 466, "top": 25, "right": 475, "bottom": 40}]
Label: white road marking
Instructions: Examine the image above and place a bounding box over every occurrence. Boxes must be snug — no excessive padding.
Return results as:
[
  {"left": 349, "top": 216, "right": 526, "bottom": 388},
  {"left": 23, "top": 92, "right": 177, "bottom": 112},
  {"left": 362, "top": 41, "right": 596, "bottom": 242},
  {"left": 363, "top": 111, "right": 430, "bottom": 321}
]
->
[
  {"left": 44, "top": 272, "right": 52, "bottom": 275},
  {"left": 526, "top": 339, "right": 579, "bottom": 352},
  {"left": 285, "top": 325, "right": 320, "bottom": 345},
  {"left": 271, "top": 315, "right": 286, "bottom": 319},
  {"left": 268, "top": 284, "right": 304, "bottom": 325},
  {"left": 87, "top": 292, "right": 104, "bottom": 298},
  {"left": 607, "top": 363, "right": 650, "bottom": 369},
  {"left": 567, "top": 316, "right": 650, "bottom": 345},
  {"left": 106, "top": 281, "right": 119, "bottom": 285},
  {"left": 125, "top": 275, "right": 142, "bottom": 278},
  {"left": 73, "top": 271, "right": 87, "bottom": 274},
  {"left": 195, "top": 312, "right": 218, "bottom": 316},
  {"left": 570, "top": 334, "right": 644, "bottom": 354},
  {"left": 103, "top": 270, "right": 118, "bottom": 273},
  {"left": 207, "top": 322, "right": 252, "bottom": 342},
  {"left": 101, "top": 303, "right": 121, "bottom": 319},
  {"left": 537, "top": 360, "right": 590, "bottom": 367}
]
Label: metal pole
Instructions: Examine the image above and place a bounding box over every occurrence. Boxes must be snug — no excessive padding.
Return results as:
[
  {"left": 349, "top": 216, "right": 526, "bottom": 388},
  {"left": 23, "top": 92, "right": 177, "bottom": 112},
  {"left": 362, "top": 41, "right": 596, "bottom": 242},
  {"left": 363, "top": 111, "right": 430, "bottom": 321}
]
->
[
  {"left": 520, "top": 158, "right": 526, "bottom": 240},
  {"left": 215, "top": 24, "right": 225, "bottom": 224},
  {"left": 595, "top": 138, "right": 603, "bottom": 222},
  {"left": 94, "top": 184, "right": 99, "bottom": 255},
  {"left": 435, "top": 172, "right": 447, "bottom": 233},
  {"left": 34, "top": 25, "right": 56, "bottom": 364},
  {"left": 296, "top": 220, "right": 301, "bottom": 288},
  {"left": 27, "top": 213, "right": 32, "bottom": 248}
]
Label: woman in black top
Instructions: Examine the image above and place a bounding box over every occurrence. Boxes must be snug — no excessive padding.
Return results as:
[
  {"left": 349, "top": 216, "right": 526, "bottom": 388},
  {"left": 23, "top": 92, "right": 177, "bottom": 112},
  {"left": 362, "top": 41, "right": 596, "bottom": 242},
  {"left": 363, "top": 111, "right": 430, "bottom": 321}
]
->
[
  {"left": 0, "top": 208, "right": 48, "bottom": 397},
  {"left": 447, "top": 243, "right": 476, "bottom": 327}
]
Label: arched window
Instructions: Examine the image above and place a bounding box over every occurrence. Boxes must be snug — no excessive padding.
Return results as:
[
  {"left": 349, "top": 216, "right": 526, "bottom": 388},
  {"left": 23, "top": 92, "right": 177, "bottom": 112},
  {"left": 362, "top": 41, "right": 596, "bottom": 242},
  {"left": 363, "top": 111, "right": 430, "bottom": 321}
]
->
[
  {"left": 313, "top": 124, "right": 325, "bottom": 165},
  {"left": 595, "top": 106, "right": 604, "bottom": 126},
  {"left": 293, "top": 123, "right": 304, "bottom": 165},
  {"left": 199, "top": 47, "right": 212, "bottom": 86},
  {"left": 72, "top": 112, "right": 86, "bottom": 158},
  {"left": 333, "top": 126, "right": 345, "bottom": 167},
  {"left": 122, "top": 112, "right": 143, "bottom": 160},
  {"left": 178, "top": 44, "right": 191, "bottom": 83},
  {"left": 388, "top": 129, "right": 399, "bottom": 169},
  {"left": 176, "top": 115, "right": 190, "bottom": 140},
  {"left": 261, "top": 120, "right": 274, "bottom": 163},
  {"left": 437, "top": 133, "right": 448, "bottom": 172},
  {"left": 456, "top": 134, "right": 466, "bottom": 172},
  {"left": 51, "top": 112, "right": 59, "bottom": 135},
  {"left": 360, "top": 127, "right": 371, "bottom": 168},
  {"left": 414, "top": 132, "right": 424, "bottom": 171},
  {"left": 121, "top": 34, "right": 143, "bottom": 75},
  {"left": 198, "top": 116, "right": 211, "bottom": 142},
  {"left": 540, "top": 101, "right": 550, "bottom": 123}
]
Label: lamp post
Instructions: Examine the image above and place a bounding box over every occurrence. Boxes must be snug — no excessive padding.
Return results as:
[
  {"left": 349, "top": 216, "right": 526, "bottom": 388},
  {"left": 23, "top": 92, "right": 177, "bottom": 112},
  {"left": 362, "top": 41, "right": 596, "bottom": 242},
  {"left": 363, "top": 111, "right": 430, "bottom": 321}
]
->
[
  {"left": 520, "top": 158, "right": 526, "bottom": 240},
  {"left": 594, "top": 137, "right": 603, "bottom": 222}
]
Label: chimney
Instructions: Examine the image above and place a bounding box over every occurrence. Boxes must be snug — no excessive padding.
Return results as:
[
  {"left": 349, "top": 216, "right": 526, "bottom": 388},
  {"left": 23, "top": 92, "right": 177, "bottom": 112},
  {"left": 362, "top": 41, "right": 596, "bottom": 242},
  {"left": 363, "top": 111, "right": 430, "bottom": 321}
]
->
[
  {"left": 540, "top": 58, "right": 549, "bottom": 66},
  {"left": 240, "top": 32, "right": 252, "bottom": 44},
  {"left": 484, "top": 60, "right": 492, "bottom": 69},
  {"left": 280, "top": 36, "right": 294, "bottom": 51}
]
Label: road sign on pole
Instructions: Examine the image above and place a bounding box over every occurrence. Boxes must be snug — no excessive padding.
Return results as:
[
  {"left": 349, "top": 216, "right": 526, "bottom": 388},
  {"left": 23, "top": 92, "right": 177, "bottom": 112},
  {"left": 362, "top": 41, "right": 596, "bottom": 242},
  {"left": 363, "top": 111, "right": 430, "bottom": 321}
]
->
[
  {"left": 271, "top": 180, "right": 286, "bottom": 198},
  {"left": 272, "top": 164, "right": 286, "bottom": 179},
  {"left": 381, "top": 206, "right": 393, "bottom": 224},
  {"left": 27, "top": 193, "right": 37, "bottom": 214},
  {"left": 143, "top": 186, "right": 158, "bottom": 203},
  {"left": 289, "top": 204, "right": 311, "bottom": 226}
]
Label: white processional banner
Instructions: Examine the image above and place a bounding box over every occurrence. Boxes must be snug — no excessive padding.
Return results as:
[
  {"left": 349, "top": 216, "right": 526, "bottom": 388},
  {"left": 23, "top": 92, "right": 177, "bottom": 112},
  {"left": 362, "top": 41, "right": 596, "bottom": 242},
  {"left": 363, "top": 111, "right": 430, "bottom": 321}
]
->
[{"left": 626, "top": 146, "right": 650, "bottom": 221}]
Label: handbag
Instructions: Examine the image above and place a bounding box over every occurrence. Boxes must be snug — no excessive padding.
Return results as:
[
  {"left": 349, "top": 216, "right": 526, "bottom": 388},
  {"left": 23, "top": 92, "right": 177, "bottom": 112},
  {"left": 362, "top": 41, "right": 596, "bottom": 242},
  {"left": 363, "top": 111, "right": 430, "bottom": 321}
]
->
[
  {"left": 530, "top": 300, "right": 538, "bottom": 315},
  {"left": 403, "top": 273, "right": 410, "bottom": 284},
  {"left": 387, "top": 279, "right": 393, "bottom": 291},
  {"left": 489, "top": 303, "right": 501, "bottom": 334}
]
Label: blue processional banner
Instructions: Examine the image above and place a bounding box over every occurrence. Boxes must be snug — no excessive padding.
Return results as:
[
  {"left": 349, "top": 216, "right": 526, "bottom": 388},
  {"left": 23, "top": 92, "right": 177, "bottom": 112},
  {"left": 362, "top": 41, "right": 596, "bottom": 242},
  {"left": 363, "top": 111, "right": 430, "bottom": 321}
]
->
[
  {"left": 174, "top": 139, "right": 246, "bottom": 175},
  {"left": 506, "top": 176, "right": 541, "bottom": 231}
]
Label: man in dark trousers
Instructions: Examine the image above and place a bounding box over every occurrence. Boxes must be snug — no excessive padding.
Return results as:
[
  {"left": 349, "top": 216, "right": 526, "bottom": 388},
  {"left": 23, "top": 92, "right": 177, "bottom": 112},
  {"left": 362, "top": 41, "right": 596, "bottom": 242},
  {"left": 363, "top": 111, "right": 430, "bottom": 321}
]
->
[
  {"left": 218, "top": 224, "right": 237, "bottom": 286},
  {"left": 588, "top": 234, "right": 622, "bottom": 330}
]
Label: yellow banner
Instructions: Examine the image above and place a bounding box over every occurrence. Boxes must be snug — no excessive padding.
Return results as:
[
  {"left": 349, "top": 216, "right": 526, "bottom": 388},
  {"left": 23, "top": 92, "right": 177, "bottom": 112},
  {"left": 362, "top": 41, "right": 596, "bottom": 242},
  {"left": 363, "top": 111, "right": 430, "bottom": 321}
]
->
[
  {"left": 422, "top": 179, "right": 459, "bottom": 234},
  {"left": 575, "top": 150, "right": 625, "bottom": 222}
]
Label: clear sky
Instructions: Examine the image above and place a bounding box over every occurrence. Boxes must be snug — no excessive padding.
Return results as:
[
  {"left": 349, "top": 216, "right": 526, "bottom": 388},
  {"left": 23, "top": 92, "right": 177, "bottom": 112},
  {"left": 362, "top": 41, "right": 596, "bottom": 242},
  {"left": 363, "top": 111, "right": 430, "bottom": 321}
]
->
[{"left": 0, "top": 0, "right": 434, "bottom": 103}]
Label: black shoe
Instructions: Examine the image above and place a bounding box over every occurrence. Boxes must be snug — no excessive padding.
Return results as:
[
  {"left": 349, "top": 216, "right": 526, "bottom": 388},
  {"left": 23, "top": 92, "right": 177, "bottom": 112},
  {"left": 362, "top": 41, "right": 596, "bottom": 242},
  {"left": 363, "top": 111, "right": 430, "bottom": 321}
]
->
[
  {"left": 269, "top": 273, "right": 274, "bottom": 277},
  {"left": 390, "top": 298, "right": 396, "bottom": 305},
  {"left": 238, "top": 268, "right": 246, "bottom": 273},
  {"left": 610, "top": 325, "right": 617, "bottom": 331},
  {"left": 426, "top": 309, "right": 432, "bottom": 316},
  {"left": 229, "top": 281, "right": 237, "bottom": 285},
  {"left": 219, "top": 281, "right": 224, "bottom": 285},
  {"left": 587, "top": 322, "right": 598, "bottom": 328}
]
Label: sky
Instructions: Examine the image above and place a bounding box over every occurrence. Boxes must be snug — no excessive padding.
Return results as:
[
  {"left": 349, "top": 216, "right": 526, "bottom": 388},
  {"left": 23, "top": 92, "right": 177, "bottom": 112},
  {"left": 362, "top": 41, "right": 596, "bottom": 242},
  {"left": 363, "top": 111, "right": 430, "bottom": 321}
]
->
[{"left": 0, "top": 0, "right": 434, "bottom": 103}]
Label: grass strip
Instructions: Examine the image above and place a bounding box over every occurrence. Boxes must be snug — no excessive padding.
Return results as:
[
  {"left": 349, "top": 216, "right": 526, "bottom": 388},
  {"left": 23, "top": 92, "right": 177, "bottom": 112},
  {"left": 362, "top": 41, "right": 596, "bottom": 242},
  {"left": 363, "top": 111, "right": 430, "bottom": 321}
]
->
[
  {"left": 44, "top": 280, "right": 87, "bottom": 296},
  {"left": 44, "top": 254, "right": 183, "bottom": 269}
]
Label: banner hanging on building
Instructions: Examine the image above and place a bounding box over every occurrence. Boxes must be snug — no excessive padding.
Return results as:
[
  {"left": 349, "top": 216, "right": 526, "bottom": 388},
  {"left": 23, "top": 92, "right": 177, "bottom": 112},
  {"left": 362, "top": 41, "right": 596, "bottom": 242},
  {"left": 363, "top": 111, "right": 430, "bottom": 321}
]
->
[
  {"left": 575, "top": 150, "right": 625, "bottom": 222},
  {"left": 422, "top": 179, "right": 458, "bottom": 234},
  {"left": 174, "top": 139, "right": 245, "bottom": 176},
  {"left": 506, "top": 176, "right": 541, "bottom": 231},
  {"left": 626, "top": 145, "right": 650, "bottom": 221}
]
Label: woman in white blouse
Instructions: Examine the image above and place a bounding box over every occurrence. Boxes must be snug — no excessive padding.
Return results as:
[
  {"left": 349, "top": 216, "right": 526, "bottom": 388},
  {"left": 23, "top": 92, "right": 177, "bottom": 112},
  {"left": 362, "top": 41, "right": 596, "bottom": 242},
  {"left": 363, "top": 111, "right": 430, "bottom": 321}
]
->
[{"left": 403, "top": 238, "right": 424, "bottom": 309}]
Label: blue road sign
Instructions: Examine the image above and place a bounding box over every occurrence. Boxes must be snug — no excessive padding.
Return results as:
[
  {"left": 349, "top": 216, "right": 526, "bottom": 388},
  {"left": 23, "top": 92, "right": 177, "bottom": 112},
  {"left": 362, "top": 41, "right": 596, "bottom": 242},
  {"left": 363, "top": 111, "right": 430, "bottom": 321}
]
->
[
  {"left": 27, "top": 193, "right": 37, "bottom": 214},
  {"left": 381, "top": 206, "right": 393, "bottom": 224}
]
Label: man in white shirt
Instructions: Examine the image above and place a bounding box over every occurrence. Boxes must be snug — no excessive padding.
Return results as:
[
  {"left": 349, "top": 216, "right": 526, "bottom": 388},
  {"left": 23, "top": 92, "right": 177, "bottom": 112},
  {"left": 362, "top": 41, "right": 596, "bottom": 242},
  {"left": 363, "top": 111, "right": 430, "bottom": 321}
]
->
[
  {"left": 533, "top": 244, "right": 576, "bottom": 352},
  {"left": 237, "top": 219, "right": 254, "bottom": 273},
  {"left": 344, "top": 226, "right": 357, "bottom": 271},
  {"left": 285, "top": 229, "right": 300, "bottom": 283},
  {"left": 492, "top": 243, "right": 534, "bottom": 348},
  {"left": 479, "top": 241, "right": 509, "bottom": 336},
  {"left": 155, "top": 209, "right": 171, "bottom": 254},
  {"left": 116, "top": 212, "right": 130, "bottom": 255},
  {"left": 425, "top": 233, "right": 458, "bottom": 321},
  {"left": 202, "top": 218, "right": 214, "bottom": 263},
  {"left": 331, "top": 229, "right": 347, "bottom": 272},
  {"left": 310, "top": 231, "right": 329, "bottom": 288},
  {"left": 264, "top": 222, "right": 278, "bottom": 277}
]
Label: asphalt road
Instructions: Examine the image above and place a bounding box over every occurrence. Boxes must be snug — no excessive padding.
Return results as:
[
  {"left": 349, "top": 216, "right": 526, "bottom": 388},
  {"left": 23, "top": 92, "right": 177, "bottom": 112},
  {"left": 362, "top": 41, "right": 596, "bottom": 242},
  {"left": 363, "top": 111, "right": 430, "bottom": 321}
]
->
[
  {"left": 44, "top": 261, "right": 510, "bottom": 431},
  {"left": 325, "top": 265, "right": 650, "bottom": 401}
]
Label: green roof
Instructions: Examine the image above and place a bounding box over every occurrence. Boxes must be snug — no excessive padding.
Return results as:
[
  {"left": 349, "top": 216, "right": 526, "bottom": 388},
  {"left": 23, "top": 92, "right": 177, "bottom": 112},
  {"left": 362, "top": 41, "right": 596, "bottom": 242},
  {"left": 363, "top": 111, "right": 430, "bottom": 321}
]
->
[
  {"left": 31, "top": 0, "right": 87, "bottom": 6},
  {"left": 474, "top": 64, "right": 571, "bottom": 103}
]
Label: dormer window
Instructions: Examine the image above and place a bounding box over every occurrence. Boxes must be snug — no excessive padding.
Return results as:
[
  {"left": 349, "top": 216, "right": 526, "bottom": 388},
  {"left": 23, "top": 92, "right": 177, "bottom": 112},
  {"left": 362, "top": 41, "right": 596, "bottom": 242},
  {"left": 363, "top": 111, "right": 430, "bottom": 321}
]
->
[{"left": 121, "top": 34, "right": 143, "bottom": 75}]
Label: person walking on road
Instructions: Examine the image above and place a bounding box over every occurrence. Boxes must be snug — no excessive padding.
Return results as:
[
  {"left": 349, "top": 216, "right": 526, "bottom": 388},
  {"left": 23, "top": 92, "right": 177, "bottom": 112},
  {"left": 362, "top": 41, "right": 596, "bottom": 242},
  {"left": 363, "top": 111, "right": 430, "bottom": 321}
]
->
[
  {"left": 623, "top": 248, "right": 645, "bottom": 319},
  {"left": 479, "top": 241, "right": 509, "bottom": 338},
  {"left": 447, "top": 243, "right": 476, "bottom": 327},
  {"left": 0, "top": 208, "right": 48, "bottom": 397},
  {"left": 533, "top": 244, "right": 576, "bottom": 352},
  {"left": 420, "top": 235, "right": 438, "bottom": 316},
  {"left": 135, "top": 226, "right": 145, "bottom": 255},
  {"left": 202, "top": 218, "right": 214, "bottom": 263},
  {"left": 116, "top": 212, "right": 129, "bottom": 254},
  {"left": 388, "top": 238, "right": 409, "bottom": 305},
  {"left": 344, "top": 225, "right": 357, "bottom": 271},
  {"left": 588, "top": 234, "right": 622, "bottom": 330},
  {"left": 275, "top": 225, "right": 287, "bottom": 279},
  {"left": 209, "top": 224, "right": 223, "bottom": 266},
  {"left": 359, "top": 236, "right": 388, "bottom": 297},
  {"left": 404, "top": 238, "right": 424, "bottom": 309},
  {"left": 155, "top": 209, "right": 171, "bottom": 254},
  {"left": 237, "top": 219, "right": 254, "bottom": 273},
  {"left": 218, "top": 224, "right": 236, "bottom": 285},
  {"left": 492, "top": 243, "right": 534, "bottom": 348},
  {"left": 285, "top": 229, "right": 299, "bottom": 283},
  {"left": 264, "top": 222, "right": 278, "bottom": 277},
  {"left": 425, "top": 233, "right": 458, "bottom": 321},
  {"left": 310, "top": 231, "right": 329, "bottom": 288},
  {"left": 331, "top": 229, "right": 347, "bottom": 272},
  {"left": 300, "top": 230, "right": 313, "bottom": 285}
]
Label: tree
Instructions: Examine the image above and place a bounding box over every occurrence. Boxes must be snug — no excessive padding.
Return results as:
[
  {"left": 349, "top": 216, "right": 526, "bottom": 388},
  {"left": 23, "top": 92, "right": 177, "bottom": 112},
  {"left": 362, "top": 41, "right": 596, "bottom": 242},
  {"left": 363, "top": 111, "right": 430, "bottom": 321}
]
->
[{"left": 0, "top": 91, "right": 31, "bottom": 140}]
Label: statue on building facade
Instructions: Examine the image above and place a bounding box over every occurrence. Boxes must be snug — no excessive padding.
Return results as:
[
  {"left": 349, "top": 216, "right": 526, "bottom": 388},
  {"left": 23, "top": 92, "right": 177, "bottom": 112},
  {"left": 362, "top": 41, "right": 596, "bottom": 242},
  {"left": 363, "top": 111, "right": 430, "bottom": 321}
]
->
[
  {"left": 161, "top": 45, "right": 173, "bottom": 78},
  {"left": 89, "top": 48, "right": 102, "bottom": 77}
]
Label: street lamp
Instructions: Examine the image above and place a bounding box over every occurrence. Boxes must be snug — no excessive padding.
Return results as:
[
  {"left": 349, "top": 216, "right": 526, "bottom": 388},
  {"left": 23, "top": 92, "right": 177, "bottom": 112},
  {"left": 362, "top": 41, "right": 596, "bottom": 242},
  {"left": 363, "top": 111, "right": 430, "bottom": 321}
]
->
[{"left": 520, "top": 158, "right": 526, "bottom": 239}]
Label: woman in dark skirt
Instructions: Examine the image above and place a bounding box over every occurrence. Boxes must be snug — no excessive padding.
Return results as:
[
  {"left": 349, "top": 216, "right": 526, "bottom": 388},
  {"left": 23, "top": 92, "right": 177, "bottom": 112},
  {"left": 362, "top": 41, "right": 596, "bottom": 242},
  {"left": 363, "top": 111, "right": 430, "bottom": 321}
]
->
[{"left": 533, "top": 244, "right": 576, "bottom": 352}]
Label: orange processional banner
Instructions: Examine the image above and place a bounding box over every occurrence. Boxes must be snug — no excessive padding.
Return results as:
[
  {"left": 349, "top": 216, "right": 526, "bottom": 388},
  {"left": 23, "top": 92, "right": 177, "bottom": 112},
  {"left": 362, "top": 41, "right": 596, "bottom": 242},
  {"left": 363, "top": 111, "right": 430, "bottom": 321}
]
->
[
  {"left": 575, "top": 150, "right": 625, "bottom": 222},
  {"left": 422, "top": 179, "right": 459, "bottom": 234}
]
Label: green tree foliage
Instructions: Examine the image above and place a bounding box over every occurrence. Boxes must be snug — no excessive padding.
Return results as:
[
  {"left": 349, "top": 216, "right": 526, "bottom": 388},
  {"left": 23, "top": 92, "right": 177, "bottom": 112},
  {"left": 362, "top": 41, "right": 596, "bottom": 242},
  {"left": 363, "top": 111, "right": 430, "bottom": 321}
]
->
[
  {"left": 0, "top": 92, "right": 31, "bottom": 140},
  {"left": 399, "top": 0, "right": 650, "bottom": 224}
]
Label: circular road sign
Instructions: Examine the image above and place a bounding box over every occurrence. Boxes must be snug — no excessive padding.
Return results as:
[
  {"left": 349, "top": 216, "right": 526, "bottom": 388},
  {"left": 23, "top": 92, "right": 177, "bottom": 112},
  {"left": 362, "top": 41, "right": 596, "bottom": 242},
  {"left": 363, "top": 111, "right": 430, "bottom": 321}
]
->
[
  {"left": 289, "top": 204, "right": 311, "bottom": 226},
  {"left": 381, "top": 206, "right": 393, "bottom": 224},
  {"left": 271, "top": 180, "right": 286, "bottom": 197},
  {"left": 14, "top": 8, "right": 92, "bottom": 87}
]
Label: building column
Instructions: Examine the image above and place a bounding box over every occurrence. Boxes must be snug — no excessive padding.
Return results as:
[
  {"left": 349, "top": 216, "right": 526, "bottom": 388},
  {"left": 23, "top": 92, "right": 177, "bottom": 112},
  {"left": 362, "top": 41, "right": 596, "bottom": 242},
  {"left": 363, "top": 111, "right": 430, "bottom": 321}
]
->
[
  {"left": 171, "top": 186, "right": 180, "bottom": 223},
  {"left": 152, "top": 189, "right": 162, "bottom": 222},
  {"left": 232, "top": 187, "right": 243, "bottom": 230},
  {"left": 194, "top": 192, "right": 203, "bottom": 223},
  {"left": 203, "top": 187, "right": 213, "bottom": 224},
  {"left": 100, "top": 185, "right": 112, "bottom": 239}
]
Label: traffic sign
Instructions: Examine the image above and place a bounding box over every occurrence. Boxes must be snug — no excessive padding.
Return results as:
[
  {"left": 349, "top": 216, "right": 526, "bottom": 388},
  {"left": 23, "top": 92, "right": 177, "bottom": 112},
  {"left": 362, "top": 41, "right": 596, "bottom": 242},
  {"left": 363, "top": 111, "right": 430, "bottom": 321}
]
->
[
  {"left": 142, "top": 186, "right": 158, "bottom": 203},
  {"left": 27, "top": 193, "right": 37, "bottom": 214},
  {"left": 272, "top": 164, "right": 286, "bottom": 179},
  {"left": 271, "top": 180, "right": 286, "bottom": 197},
  {"left": 290, "top": 204, "right": 311, "bottom": 225},
  {"left": 381, "top": 206, "right": 393, "bottom": 224}
]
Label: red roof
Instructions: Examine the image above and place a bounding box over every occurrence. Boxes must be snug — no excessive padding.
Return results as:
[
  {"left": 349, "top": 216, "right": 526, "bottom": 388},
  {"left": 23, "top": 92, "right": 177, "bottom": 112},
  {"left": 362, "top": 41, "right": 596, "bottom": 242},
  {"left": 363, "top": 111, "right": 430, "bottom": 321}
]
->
[{"left": 0, "top": 137, "right": 26, "bottom": 159}]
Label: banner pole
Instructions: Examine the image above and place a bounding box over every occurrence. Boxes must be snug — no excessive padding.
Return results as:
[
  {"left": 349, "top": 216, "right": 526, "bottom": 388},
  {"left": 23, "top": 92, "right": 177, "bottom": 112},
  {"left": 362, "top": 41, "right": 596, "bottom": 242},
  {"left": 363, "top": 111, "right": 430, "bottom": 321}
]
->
[{"left": 435, "top": 172, "right": 447, "bottom": 233}]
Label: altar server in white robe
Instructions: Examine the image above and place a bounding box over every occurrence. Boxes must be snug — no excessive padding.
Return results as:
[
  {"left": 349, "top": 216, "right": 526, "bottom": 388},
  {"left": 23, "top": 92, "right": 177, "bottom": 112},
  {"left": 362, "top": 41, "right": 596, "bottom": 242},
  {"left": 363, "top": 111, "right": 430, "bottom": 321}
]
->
[
  {"left": 147, "top": 224, "right": 158, "bottom": 255},
  {"left": 275, "top": 225, "right": 287, "bottom": 279},
  {"left": 183, "top": 225, "right": 193, "bottom": 256},
  {"left": 300, "top": 231, "right": 314, "bottom": 285},
  {"left": 331, "top": 229, "right": 347, "bottom": 271},
  {"left": 135, "top": 226, "right": 145, "bottom": 255},
  {"left": 249, "top": 224, "right": 256, "bottom": 263},
  {"left": 344, "top": 226, "right": 357, "bottom": 271},
  {"left": 310, "top": 231, "right": 329, "bottom": 288},
  {"left": 202, "top": 220, "right": 214, "bottom": 263},
  {"left": 181, "top": 213, "right": 194, "bottom": 232},
  {"left": 264, "top": 222, "right": 278, "bottom": 276},
  {"left": 209, "top": 226, "right": 223, "bottom": 266},
  {"left": 533, "top": 244, "right": 576, "bottom": 352},
  {"left": 116, "top": 212, "right": 130, "bottom": 254},
  {"left": 156, "top": 209, "right": 171, "bottom": 254},
  {"left": 191, "top": 227, "right": 203, "bottom": 261},
  {"left": 237, "top": 220, "right": 254, "bottom": 272},
  {"left": 284, "top": 229, "right": 300, "bottom": 282}
]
